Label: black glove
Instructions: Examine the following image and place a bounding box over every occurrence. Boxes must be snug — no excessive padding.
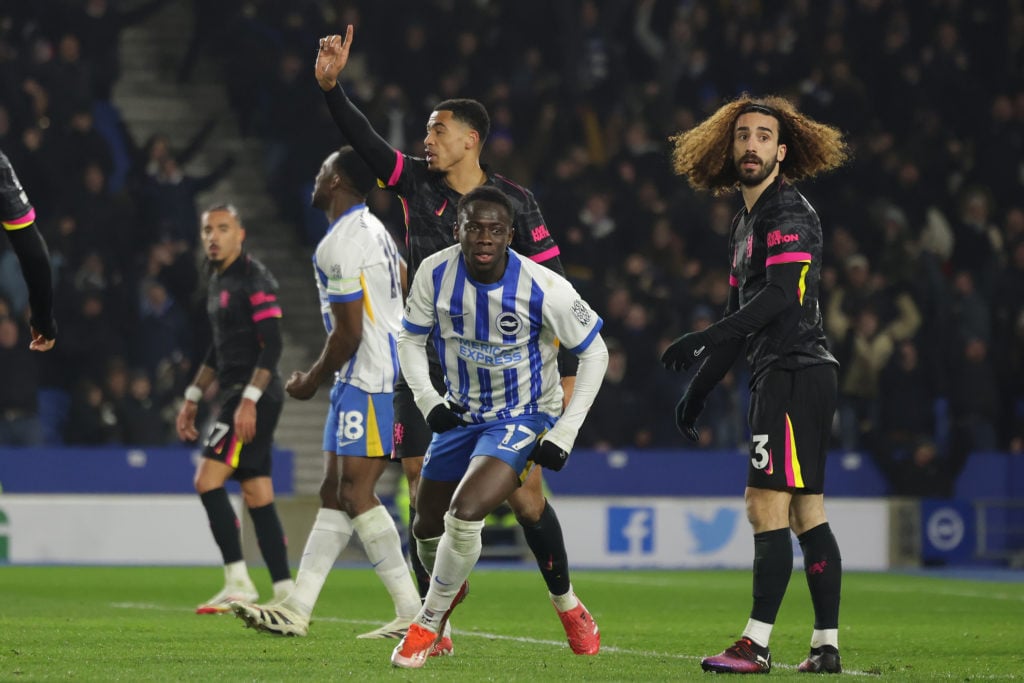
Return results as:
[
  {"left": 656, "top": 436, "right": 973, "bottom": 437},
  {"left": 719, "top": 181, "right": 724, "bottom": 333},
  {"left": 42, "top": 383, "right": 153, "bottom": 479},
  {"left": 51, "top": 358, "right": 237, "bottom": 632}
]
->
[
  {"left": 661, "top": 330, "right": 711, "bottom": 372},
  {"left": 530, "top": 439, "right": 569, "bottom": 471},
  {"left": 425, "top": 403, "right": 467, "bottom": 433},
  {"left": 675, "top": 392, "right": 705, "bottom": 442}
]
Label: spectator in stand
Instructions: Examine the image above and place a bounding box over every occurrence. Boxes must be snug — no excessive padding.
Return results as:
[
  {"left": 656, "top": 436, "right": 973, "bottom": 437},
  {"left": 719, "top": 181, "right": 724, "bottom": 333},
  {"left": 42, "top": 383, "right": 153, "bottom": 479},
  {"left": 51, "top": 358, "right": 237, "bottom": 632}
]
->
[
  {"left": 875, "top": 339, "right": 939, "bottom": 461},
  {"left": 948, "top": 337, "right": 1000, "bottom": 458},
  {"left": 951, "top": 186, "right": 1004, "bottom": 296},
  {"left": 64, "top": 377, "right": 117, "bottom": 445},
  {"left": 134, "top": 278, "right": 190, "bottom": 379},
  {"left": 874, "top": 438, "right": 952, "bottom": 498},
  {"left": 579, "top": 338, "right": 651, "bottom": 450},
  {"left": 139, "top": 154, "right": 236, "bottom": 249},
  {"left": 118, "top": 368, "right": 171, "bottom": 444},
  {"left": 0, "top": 295, "right": 42, "bottom": 445},
  {"left": 63, "top": 0, "right": 171, "bottom": 100}
]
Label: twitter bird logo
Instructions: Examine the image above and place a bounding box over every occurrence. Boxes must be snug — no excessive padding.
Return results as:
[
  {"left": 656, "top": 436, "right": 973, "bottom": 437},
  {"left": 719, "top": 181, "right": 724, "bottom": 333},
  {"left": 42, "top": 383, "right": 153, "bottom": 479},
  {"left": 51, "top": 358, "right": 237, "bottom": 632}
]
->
[{"left": 687, "top": 508, "right": 739, "bottom": 554}]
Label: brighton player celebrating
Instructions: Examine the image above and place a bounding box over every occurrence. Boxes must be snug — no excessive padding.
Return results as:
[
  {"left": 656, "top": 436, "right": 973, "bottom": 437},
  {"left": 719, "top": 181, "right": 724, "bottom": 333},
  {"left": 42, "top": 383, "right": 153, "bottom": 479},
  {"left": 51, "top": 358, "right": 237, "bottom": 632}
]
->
[
  {"left": 390, "top": 186, "right": 607, "bottom": 668},
  {"left": 662, "top": 95, "right": 849, "bottom": 674},
  {"left": 316, "top": 26, "right": 600, "bottom": 657}
]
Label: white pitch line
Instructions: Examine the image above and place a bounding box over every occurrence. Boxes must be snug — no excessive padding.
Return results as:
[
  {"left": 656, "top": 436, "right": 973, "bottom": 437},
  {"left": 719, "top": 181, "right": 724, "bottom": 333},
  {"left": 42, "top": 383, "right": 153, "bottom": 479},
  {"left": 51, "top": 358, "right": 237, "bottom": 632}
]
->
[
  {"left": 109, "top": 602, "right": 876, "bottom": 676},
  {"left": 871, "top": 584, "right": 1024, "bottom": 603}
]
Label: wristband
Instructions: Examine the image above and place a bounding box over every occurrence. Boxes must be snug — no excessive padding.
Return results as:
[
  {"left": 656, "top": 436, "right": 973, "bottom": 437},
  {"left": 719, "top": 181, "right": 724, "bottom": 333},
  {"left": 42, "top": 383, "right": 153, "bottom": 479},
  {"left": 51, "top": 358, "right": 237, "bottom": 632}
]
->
[
  {"left": 184, "top": 385, "right": 202, "bottom": 403},
  {"left": 242, "top": 385, "right": 263, "bottom": 403}
]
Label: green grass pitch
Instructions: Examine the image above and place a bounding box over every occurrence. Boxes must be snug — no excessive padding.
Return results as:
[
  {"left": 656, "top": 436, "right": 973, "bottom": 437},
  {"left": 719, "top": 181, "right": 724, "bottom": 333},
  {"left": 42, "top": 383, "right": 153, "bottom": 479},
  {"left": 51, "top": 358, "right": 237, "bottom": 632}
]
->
[{"left": 1, "top": 565, "right": 1021, "bottom": 680}]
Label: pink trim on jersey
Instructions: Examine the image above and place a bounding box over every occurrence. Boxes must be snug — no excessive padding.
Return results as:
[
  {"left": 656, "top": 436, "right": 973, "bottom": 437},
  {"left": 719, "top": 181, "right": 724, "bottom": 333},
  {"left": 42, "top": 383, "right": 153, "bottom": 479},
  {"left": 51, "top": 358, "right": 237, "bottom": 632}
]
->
[
  {"left": 729, "top": 274, "right": 739, "bottom": 287},
  {"left": 766, "top": 251, "right": 812, "bottom": 266},
  {"left": 784, "top": 417, "right": 796, "bottom": 487},
  {"left": 529, "top": 246, "right": 561, "bottom": 263},
  {"left": 252, "top": 307, "right": 282, "bottom": 322},
  {"left": 387, "top": 150, "right": 404, "bottom": 187},
  {"left": 400, "top": 196, "right": 411, "bottom": 247},
  {"left": 249, "top": 292, "right": 277, "bottom": 306},
  {"left": 2, "top": 206, "right": 36, "bottom": 229}
]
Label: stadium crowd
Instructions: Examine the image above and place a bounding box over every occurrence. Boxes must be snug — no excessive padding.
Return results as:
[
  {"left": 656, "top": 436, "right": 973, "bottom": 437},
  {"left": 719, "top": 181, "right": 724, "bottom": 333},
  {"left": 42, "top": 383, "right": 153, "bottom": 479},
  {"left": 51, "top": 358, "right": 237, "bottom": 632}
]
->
[{"left": 0, "top": 0, "right": 1022, "bottom": 497}]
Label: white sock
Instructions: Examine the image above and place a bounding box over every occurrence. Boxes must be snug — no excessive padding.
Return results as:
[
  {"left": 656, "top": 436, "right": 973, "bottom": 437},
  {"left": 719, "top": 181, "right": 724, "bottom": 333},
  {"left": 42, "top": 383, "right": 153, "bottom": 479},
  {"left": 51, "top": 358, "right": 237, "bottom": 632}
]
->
[
  {"left": 353, "top": 505, "right": 421, "bottom": 619},
  {"left": 742, "top": 618, "right": 774, "bottom": 649},
  {"left": 417, "top": 513, "right": 483, "bottom": 632},
  {"left": 272, "top": 578, "right": 295, "bottom": 602},
  {"left": 416, "top": 535, "right": 442, "bottom": 574},
  {"left": 285, "top": 508, "right": 352, "bottom": 617},
  {"left": 810, "top": 628, "right": 838, "bottom": 649},
  {"left": 550, "top": 584, "right": 579, "bottom": 612},
  {"left": 224, "top": 560, "right": 251, "bottom": 587}
]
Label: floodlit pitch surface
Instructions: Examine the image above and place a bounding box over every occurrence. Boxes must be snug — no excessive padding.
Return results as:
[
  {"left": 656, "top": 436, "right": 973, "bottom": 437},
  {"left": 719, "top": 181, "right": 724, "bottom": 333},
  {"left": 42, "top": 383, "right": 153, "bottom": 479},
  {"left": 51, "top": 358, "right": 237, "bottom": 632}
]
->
[{"left": 1, "top": 566, "right": 1021, "bottom": 680}]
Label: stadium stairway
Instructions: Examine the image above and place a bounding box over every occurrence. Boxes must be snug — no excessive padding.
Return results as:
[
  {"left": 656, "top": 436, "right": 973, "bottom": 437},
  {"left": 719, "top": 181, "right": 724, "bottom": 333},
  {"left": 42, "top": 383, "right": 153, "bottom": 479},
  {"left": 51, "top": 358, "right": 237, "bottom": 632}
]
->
[{"left": 111, "top": 2, "right": 328, "bottom": 494}]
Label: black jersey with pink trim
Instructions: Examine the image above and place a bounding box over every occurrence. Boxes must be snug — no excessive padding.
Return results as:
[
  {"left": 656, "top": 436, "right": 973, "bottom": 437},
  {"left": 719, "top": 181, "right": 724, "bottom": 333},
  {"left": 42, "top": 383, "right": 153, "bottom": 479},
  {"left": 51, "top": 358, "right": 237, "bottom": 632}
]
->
[
  {"left": 206, "top": 253, "right": 284, "bottom": 392},
  {"left": 728, "top": 179, "right": 836, "bottom": 379},
  {"left": 382, "top": 151, "right": 561, "bottom": 281}
]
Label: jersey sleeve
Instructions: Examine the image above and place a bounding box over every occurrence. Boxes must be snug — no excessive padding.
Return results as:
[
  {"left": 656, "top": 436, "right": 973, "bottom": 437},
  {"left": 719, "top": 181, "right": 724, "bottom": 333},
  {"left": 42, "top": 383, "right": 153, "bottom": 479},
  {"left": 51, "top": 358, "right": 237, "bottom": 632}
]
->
[
  {"left": 762, "top": 202, "right": 816, "bottom": 268},
  {"left": 401, "top": 255, "right": 440, "bottom": 335},
  {"left": 541, "top": 274, "right": 603, "bottom": 355},
  {"left": 319, "top": 237, "right": 366, "bottom": 304},
  {"left": 503, "top": 180, "right": 561, "bottom": 266},
  {"left": 247, "top": 262, "right": 283, "bottom": 324}
]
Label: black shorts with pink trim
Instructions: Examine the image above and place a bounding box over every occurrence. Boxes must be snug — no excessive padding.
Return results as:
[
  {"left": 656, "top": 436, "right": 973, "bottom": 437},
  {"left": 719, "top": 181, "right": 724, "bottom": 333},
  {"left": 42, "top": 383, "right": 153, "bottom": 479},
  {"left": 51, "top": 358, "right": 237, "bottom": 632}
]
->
[{"left": 745, "top": 364, "right": 837, "bottom": 494}]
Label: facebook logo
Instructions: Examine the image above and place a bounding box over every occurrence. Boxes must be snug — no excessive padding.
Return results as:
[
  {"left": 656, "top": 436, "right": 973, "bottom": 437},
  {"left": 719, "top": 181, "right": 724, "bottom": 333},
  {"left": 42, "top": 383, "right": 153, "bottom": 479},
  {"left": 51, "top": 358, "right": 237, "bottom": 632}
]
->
[{"left": 607, "top": 507, "right": 655, "bottom": 555}]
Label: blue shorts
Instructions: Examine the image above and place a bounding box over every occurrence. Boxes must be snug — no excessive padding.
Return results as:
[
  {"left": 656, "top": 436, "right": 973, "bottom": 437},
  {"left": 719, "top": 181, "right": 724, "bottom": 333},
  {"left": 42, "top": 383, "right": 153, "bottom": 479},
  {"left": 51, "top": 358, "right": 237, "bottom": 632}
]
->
[
  {"left": 422, "top": 413, "right": 556, "bottom": 483},
  {"left": 323, "top": 382, "right": 394, "bottom": 457}
]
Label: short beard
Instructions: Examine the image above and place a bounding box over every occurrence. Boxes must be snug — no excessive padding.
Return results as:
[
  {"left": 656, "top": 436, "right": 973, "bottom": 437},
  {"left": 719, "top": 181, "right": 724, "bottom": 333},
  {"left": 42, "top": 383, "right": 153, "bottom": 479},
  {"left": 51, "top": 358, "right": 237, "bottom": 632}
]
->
[{"left": 736, "top": 155, "right": 778, "bottom": 187}]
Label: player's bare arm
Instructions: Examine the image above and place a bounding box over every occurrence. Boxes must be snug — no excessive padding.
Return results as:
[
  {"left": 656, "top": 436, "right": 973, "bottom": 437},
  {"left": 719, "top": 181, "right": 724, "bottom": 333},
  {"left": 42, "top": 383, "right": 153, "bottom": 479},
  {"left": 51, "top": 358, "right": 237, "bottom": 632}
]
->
[
  {"left": 176, "top": 363, "right": 216, "bottom": 441},
  {"left": 315, "top": 26, "right": 353, "bottom": 91},
  {"left": 286, "top": 300, "right": 361, "bottom": 400},
  {"left": 235, "top": 367, "right": 272, "bottom": 443}
]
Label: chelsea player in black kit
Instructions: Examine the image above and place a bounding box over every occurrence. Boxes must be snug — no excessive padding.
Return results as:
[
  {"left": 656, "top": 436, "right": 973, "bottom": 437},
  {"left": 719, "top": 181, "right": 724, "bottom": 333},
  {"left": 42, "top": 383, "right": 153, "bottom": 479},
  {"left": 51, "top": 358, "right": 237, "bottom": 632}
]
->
[
  {"left": 663, "top": 96, "right": 850, "bottom": 674},
  {"left": 313, "top": 27, "right": 600, "bottom": 657},
  {"left": 0, "top": 149, "right": 56, "bottom": 351},
  {"left": 175, "top": 204, "right": 294, "bottom": 614}
]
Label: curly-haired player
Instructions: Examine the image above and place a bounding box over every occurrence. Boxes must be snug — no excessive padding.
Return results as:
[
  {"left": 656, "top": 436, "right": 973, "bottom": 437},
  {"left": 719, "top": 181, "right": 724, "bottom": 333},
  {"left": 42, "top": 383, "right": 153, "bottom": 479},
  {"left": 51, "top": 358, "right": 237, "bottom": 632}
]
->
[{"left": 662, "top": 95, "right": 849, "bottom": 674}]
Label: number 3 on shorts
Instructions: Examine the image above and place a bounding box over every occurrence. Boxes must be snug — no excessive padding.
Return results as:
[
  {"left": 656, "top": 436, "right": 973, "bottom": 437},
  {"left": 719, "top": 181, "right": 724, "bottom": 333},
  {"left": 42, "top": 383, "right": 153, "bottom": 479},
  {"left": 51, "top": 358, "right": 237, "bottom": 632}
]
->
[{"left": 751, "top": 433, "right": 771, "bottom": 470}]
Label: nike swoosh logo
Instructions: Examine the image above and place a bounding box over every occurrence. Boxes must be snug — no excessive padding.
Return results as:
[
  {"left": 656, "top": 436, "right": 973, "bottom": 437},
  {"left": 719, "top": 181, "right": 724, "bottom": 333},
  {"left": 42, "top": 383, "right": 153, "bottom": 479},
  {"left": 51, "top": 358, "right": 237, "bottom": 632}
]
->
[
  {"left": 371, "top": 558, "right": 385, "bottom": 567},
  {"left": 337, "top": 439, "right": 359, "bottom": 448},
  {"left": 693, "top": 346, "right": 706, "bottom": 357},
  {"left": 434, "top": 577, "right": 452, "bottom": 586}
]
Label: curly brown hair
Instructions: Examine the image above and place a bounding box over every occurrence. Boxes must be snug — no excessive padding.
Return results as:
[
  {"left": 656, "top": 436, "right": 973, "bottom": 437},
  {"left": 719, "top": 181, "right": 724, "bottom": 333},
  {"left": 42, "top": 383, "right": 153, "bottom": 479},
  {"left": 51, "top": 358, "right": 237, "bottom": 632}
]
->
[{"left": 669, "top": 94, "right": 850, "bottom": 196}]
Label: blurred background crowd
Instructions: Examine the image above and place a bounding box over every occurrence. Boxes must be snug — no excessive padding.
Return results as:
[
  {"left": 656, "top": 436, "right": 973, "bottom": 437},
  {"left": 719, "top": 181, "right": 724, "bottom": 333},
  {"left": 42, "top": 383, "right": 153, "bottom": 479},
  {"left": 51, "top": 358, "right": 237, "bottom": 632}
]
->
[{"left": 0, "top": 0, "right": 1022, "bottom": 499}]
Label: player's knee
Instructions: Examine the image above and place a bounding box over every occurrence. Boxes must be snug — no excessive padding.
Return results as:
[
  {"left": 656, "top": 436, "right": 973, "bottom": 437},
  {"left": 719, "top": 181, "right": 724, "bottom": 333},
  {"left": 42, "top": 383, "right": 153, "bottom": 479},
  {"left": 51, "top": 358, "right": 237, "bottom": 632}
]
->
[
  {"left": 448, "top": 499, "right": 489, "bottom": 523},
  {"left": 318, "top": 478, "right": 341, "bottom": 509},
  {"left": 508, "top": 488, "right": 546, "bottom": 525},
  {"left": 411, "top": 512, "right": 443, "bottom": 540}
]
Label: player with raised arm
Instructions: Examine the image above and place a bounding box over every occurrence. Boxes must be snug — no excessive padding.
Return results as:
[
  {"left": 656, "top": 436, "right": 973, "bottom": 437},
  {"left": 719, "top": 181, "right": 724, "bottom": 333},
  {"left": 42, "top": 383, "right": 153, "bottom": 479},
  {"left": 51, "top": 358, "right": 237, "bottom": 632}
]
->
[
  {"left": 391, "top": 186, "right": 608, "bottom": 668},
  {"left": 662, "top": 95, "right": 849, "bottom": 674},
  {"left": 314, "top": 27, "right": 600, "bottom": 656},
  {"left": 175, "top": 204, "right": 293, "bottom": 614},
  {"left": 0, "top": 149, "right": 56, "bottom": 351},
  {"left": 230, "top": 147, "right": 421, "bottom": 638}
]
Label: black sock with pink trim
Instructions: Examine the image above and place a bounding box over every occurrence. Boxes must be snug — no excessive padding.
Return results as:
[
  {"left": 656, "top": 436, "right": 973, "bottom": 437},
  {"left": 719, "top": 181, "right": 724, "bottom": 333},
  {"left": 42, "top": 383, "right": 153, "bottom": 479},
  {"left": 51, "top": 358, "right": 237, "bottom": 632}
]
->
[{"left": 798, "top": 522, "right": 842, "bottom": 629}]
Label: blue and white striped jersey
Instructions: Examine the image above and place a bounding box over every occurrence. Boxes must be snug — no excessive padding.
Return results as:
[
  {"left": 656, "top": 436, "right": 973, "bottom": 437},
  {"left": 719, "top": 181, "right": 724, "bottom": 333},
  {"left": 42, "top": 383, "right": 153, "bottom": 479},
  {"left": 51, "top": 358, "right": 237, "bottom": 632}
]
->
[
  {"left": 313, "top": 203, "right": 404, "bottom": 393},
  {"left": 401, "top": 245, "right": 603, "bottom": 423}
]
